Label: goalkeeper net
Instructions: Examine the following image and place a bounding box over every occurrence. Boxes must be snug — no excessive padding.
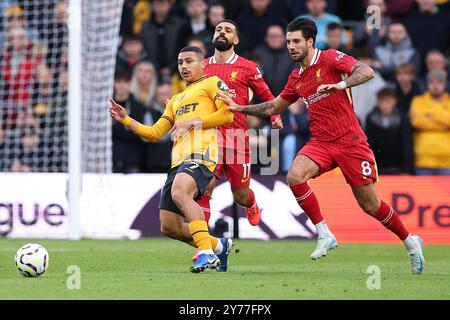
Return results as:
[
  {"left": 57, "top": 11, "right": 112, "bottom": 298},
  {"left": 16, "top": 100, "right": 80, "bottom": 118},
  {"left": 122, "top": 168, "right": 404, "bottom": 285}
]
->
[{"left": 0, "top": 0, "right": 123, "bottom": 173}]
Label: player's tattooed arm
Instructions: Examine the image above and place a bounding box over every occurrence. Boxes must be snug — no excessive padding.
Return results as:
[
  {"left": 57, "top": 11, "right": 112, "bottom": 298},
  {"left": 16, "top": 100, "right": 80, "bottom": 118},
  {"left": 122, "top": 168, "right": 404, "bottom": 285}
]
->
[
  {"left": 216, "top": 93, "right": 290, "bottom": 117},
  {"left": 344, "top": 61, "right": 375, "bottom": 88}
]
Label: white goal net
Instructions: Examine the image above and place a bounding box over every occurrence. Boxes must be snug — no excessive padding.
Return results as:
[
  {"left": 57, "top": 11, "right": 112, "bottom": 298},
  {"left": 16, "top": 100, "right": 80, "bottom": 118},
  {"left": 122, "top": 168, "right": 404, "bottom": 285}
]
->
[{"left": 0, "top": 0, "right": 123, "bottom": 174}]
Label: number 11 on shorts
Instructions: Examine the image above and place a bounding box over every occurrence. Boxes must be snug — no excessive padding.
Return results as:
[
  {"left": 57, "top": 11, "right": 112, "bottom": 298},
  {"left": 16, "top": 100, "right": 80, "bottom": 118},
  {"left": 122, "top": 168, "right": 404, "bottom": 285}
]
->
[{"left": 242, "top": 163, "right": 251, "bottom": 183}]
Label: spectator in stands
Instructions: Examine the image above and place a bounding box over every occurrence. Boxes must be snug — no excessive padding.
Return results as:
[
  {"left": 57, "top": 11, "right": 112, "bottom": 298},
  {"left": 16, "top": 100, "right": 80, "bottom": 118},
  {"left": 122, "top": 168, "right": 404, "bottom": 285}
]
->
[
  {"left": 0, "top": 27, "right": 42, "bottom": 107},
  {"left": 39, "top": 67, "right": 68, "bottom": 172},
  {"left": 394, "top": 63, "right": 421, "bottom": 113},
  {"left": 254, "top": 25, "right": 297, "bottom": 96},
  {"left": 207, "top": 2, "right": 226, "bottom": 27},
  {"left": 139, "top": 0, "right": 191, "bottom": 79},
  {"left": 152, "top": 82, "right": 172, "bottom": 113},
  {"left": 12, "top": 125, "right": 41, "bottom": 172},
  {"left": 374, "top": 22, "right": 421, "bottom": 82},
  {"left": 197, "top": 2, "right": 226, "bottom": 56},
  {"left": 384, "top": 0, "right": 416, "bottom": 19},
  {"left": 185, "top": 0, "right": 209, "bottom": 35},
  {"left": 31, "top": 63, "right": 53, "bottom": 120},
  {"left": 353, "top": 0, "right": 391, "bottom": 49},
  {"left": 120, "top": 0, "right": 151, "bottom": 36},
  {"left": 40, "top": 0, "right": 68, "bottom": 91},
  {"left": 418, "top": 50, "right": 450, "bottom": 93},
  {"left": 6, "top": 111, "right": 41, "bottom": 172},
  {"left": 187, "top": 35, "right": 208, "bottom": 56},
  {"left": 141, "top": 94, "right": 172, "bottom": 174},
  {"left": 222, "top": 0, "right": 248, "bottom": 20},
  {"left": 0, "top": 5, "right": 40, "bottom": 48},
  {"left": 351, "top": 48, "right": 386, "bottom": 129},
  {"left": 130, "top": 61, "right": 158, "bottom": 108},
  {"left": 410, "top": 69, "right": 450, "bottom": 175},
  {"left": 325, "top": 22, "right": 352, "bottom": 55},
  {"left": 111, "top": 72, "right": 146, "bottom": 173},
  {"left": 365, "top": 88, "right": 414, "bottom": 174},
  {"left": 296, "top": 0, "right": 346, "bottom": 50},
  {"left": 236, "top": 0, "right": 285, "bottom": 52},
  {"left": 115, "top": 35, "right": 149, "bottom": 75},
  {"left": 405, "top": 0, "right": 450, "bottom": 71}
]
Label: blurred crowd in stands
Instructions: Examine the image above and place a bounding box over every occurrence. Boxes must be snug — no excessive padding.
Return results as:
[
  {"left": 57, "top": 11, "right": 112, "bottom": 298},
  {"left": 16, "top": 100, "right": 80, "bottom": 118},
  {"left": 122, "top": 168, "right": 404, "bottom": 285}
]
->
[
  {"left": 0, "top": 0, "right": 68, "bottom": 172},
  {"left": 1, "top": 0, "right": 450, "bottom": 175}
]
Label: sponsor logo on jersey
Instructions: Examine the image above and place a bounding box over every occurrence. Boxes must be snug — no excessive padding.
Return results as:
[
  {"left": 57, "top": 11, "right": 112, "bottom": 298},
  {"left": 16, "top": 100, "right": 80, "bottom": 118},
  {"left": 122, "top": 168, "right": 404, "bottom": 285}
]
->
[
  {"left": 334, "top": 50, "right": 346, "bottom": 62},
  {"left": 217, "top": 80, "right": 229, "bottom": 92},
  {"left": 305, "top": 92, "right": 329, "bottom": 106},
  {"left": 254, "top": 67, "right": 263, "bottom": 79},
  {"left": 176, "top": 102, "right": 199, "bottom": 116}
]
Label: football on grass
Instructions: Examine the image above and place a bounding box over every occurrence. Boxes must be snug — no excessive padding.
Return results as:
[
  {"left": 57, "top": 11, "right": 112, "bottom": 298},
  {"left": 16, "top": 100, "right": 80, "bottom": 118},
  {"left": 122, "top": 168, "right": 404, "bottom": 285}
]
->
[{"left": 14, "top": 243, "right": 49, "bottom": 277}]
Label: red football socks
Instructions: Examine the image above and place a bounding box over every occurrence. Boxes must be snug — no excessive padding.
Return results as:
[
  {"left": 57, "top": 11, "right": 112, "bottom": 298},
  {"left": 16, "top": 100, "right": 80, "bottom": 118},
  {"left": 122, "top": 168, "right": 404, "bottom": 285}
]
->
[
  {"left": 244, "top": 189, "right": 256, "bottom": 208},
  {"left": 373, "top": 200, "right": 409, "bottom": 240},
  {"left": 290, "top": 182, "right": 324, "bottom": 224},
  {"left": 197, "top": 194, "right": 211, "bottom": 223}
]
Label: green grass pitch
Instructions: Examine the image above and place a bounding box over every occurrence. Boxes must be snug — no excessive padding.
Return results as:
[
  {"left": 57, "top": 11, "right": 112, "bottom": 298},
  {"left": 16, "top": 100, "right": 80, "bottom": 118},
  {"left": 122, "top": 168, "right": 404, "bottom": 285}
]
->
[{"left": 1, "top": 238, "right": 449, "bottom": 299}]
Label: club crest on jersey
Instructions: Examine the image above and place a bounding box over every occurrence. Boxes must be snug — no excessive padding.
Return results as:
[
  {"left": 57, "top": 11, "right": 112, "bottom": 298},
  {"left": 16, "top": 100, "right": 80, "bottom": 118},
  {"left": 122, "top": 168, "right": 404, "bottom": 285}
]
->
[
  {"left": 229, "top": 71, "right": 238, "bottom": 82},
  {"left": 316, "top": 68, "right": 322, "bottom": 82},
  {"left": 217, "top": 80, "right": 229, "bottom": 92}
]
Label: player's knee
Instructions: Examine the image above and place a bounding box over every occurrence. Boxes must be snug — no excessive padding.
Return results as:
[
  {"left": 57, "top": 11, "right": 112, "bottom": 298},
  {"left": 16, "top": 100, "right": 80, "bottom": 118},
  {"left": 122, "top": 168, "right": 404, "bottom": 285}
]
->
[
  {"left": 359, "top": 199, "right": 379, "bottom": 216},
  {"left": 160, "top": 222, "right": 178, "bottom": 239},
  {"left": 287, "top": 168, "right": 309, "bottom": 185},
  {"left": 232, "top": 190, "right": 248, "bottom": 206}
]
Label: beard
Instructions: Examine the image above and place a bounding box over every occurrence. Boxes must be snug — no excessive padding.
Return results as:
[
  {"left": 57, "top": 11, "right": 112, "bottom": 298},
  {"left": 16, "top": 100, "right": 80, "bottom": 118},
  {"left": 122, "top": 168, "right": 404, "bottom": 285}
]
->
[
  {"left": 213, "top": 37, "right": 233, "bottom": 51},
  {"left": 292, "top": 49, "right": 309, "bottom": 62}
]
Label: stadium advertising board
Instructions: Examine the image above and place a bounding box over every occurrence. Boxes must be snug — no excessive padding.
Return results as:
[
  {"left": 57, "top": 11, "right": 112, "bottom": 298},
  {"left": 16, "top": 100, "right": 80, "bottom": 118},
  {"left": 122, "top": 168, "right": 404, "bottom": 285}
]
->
[{"left": 1, "top": 173, "right": 448, "bottom": 244}]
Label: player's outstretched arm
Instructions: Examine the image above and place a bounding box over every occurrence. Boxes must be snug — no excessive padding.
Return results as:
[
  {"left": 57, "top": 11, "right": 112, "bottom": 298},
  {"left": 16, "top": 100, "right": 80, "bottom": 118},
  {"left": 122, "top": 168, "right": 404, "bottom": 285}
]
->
[
  {"left": 216, "top": 92, "right": 290, "bottom": 117},
  {"left": 343, "top": 61, "right": 375, "bottom": 88},
  {"left": 317, "top": 61, "right": 375, "bottom": 94},
  {"left": 109, "top": 99, "right": 172, "bottom": 142}
]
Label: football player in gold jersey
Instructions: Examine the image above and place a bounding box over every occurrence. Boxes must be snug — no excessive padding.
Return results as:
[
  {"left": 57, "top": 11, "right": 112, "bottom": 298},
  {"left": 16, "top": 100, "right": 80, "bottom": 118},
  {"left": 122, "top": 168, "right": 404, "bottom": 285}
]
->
[{"left": 109, "top": 46, "right": 234, "bottom": 273}]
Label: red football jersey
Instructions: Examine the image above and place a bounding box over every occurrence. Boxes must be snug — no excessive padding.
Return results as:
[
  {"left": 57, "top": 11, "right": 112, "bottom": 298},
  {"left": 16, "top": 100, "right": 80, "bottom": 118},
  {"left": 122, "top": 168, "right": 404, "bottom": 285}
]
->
[
  {"left": 205, "top": 52, "right": 274, "bottom": 134},
  {"left": 280, "top": 49, "right": 367, "bottom": 146}
]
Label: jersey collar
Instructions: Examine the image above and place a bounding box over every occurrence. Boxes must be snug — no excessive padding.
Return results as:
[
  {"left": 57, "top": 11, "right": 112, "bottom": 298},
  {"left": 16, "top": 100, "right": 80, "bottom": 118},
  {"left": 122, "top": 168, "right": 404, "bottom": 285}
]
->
[
  {"left": 209, "top": 51, "right": 238, "bottom": 65},
  {"left": 299, "top": 48, "right": 321, "bottom": 75}
]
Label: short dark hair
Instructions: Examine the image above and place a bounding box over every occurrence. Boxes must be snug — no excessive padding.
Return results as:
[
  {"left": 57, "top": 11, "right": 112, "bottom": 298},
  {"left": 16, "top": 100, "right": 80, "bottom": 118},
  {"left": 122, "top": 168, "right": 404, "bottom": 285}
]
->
[
  {"left": 215, "top": 19, "right": 239, "bottom": 37},
  {"left": 179, "top": 45, "right": 205, "bottom": 58},
  {"left": 114, "top": 71, "right": 132, "bottom": 82},
  {"left": 377, "top": 87, "right": 397, "bottom": 100},
  {"left": 327, "top": 22, "right": 342, "bottom": 32},
  {"left": 122, "top": 34, "right": 141, "bottom": 43},
  {"left": 286, "top": 18, "right": 317, "bottom": 46}
]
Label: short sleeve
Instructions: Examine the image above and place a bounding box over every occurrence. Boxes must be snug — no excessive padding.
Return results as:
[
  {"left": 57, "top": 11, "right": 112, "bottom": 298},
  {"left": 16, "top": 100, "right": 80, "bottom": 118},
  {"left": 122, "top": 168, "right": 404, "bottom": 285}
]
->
[
  {"left": 324, "top": 49, "right": 357, "bottom": 74},
  {"left": 279, "top": 71, "right": 300, "bottom": 104},
  {"left": 247, "top": 62, "right": 275, "bottom": 102}
]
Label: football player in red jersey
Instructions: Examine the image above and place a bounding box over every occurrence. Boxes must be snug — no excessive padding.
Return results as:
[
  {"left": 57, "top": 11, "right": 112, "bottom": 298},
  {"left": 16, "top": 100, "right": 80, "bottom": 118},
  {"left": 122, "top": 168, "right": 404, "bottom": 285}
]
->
[
  {"left": 218, "top": 18, "right": 424, "bottom": 275},
  {"left": 197, "top": 20, "right": 283, "bottom": 227}
]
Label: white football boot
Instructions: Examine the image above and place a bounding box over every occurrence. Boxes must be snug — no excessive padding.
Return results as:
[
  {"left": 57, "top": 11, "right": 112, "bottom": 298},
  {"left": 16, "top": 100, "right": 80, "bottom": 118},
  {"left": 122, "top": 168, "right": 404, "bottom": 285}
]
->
[
  {"left": 310, "top": 234, "right": 338, "bottom": 260},
  {"left": 409, "top": 235, "right": 425, "bottom": 274}
]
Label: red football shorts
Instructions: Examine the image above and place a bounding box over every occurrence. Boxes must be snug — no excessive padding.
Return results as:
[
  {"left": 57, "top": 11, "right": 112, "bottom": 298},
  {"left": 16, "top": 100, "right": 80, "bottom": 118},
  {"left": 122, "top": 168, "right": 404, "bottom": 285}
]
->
[
  {"left": 297, "top": 140, "right": 378, "bottom": 188},
  {"left": 216, "top": 144, "right": 252, "bottom": 188}
]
